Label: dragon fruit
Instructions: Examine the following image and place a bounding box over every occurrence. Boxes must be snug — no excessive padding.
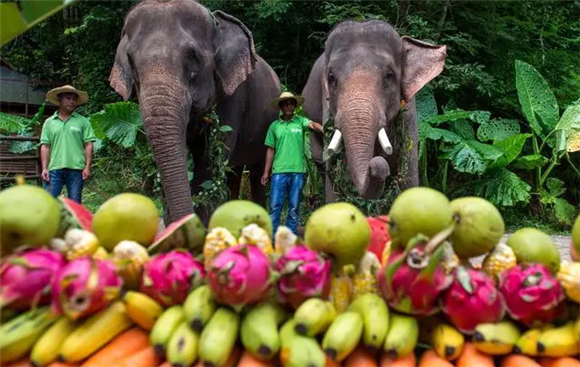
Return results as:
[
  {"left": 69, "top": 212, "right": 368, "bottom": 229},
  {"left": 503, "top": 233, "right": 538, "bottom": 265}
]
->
[
  {"left": 275, "top": 245, "right": 331, "bottom": 309},
  {"left": 441, "top": 267, "right": 505, "bottom": 334},
  {"left": 381, "top": 234, "right": 454, "bottom": 315},
  {"left": 499, "top": 264, "right": 566, "bottom": 327},
  {"left": 140, "top": 250, "right": 205, "bottom": 307},
  {"left": 208, "top": 244, "right": 272, "bottom": 310},
  {"left": 51, "top": 257, "right": 123, "bottom": 320},
  {"left": 0, "top": 249, "right": 66, "bottom": 310},
  {"left": 367, "top": 216, "right": 391, "bottom": 261}
]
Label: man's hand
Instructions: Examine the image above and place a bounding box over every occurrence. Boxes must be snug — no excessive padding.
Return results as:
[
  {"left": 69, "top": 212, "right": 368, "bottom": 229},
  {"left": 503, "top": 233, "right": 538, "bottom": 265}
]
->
[
  {"left": 82, "top": 167, "right": 91, "bottom": 180},
  {"left": 261, "top": 173, "right": 269, "bottom": 186},
  {"left": 41, "top": 169, "right": 50, "bottom": 182}
]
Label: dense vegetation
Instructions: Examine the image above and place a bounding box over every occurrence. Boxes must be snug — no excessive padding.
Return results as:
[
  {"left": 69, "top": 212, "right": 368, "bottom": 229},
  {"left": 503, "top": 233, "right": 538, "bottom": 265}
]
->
[{"left": 1, "top": 0, "right": 579, "bottom": 232}]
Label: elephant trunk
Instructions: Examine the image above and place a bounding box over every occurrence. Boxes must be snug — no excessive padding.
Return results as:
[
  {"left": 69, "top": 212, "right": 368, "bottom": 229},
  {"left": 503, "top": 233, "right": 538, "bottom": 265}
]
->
[{"left": 140, "top": 82, "right": 193, "bottom": 223}]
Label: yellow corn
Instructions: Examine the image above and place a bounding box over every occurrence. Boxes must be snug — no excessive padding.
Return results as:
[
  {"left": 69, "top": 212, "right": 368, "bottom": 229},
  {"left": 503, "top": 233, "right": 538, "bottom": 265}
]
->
[
  {"left": 92, "top": 247, "right": 109, "bottom": 260},
  {"left": 557, "top": 261, "right": 580, "bottom": 303},
  {"left": 482, "top": 242, "right": 517, "bottom": 283},
  {"left": 274, "top": 226, "right": 297, "bottom": 256},
  {"left": 352, "top": 251, "right": 380, "bottom": 298},
  {"left": 63, "top": 228, "right": 100, "bottom": 260},
  {"left": 329, "top": 270, "right": 352, "bottom": 314},
  {"left": 112, "top": 241, "right": 150, "bottom": 290},
  {"left": 381, "top": 240, "right": 392, "bottom": 266},
  {"left": 203, "top": 227, "right": 237, "bottom": 269},
  {"left": 239, "top": 223, "right": 274, "bottom": 256}
]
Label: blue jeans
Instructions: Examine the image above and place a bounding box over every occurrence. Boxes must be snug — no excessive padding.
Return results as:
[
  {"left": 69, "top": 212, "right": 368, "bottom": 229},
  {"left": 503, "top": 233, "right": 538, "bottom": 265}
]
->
[
  {"left": 43, "top": 169, "right": 84, "bottom": 204},
  {"left": 269, "top": 173, "right": 305, "bottom": 236}
]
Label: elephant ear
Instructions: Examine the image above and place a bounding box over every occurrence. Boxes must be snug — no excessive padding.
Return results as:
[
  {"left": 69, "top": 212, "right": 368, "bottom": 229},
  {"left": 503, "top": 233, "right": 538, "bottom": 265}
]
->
[
  {"left": 213, "top": 10, "right": 258, "bottom": 96},
  {"left": 109, "top": 32, "right": 134, "bottom": 101},
  {"left": 401, "top": 37, "right": 447, "bottom": 102}
]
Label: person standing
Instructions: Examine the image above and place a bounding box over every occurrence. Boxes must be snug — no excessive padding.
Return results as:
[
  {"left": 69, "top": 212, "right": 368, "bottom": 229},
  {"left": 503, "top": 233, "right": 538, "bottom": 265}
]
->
[
  {"left": 261, "top": 92, "right": 323, "bottom": 235},
  {"left": 40, "top": 85, "right": 96, "bottom": 204}
]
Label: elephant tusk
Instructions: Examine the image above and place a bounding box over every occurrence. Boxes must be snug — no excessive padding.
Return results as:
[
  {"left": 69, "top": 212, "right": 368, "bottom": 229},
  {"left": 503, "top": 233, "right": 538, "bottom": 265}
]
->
[
  {"left": 327, "top": 129, "right": 342, "bottom": 156},
  {"left": 378, "top": 128, "right": 393, "bottom": 155}
]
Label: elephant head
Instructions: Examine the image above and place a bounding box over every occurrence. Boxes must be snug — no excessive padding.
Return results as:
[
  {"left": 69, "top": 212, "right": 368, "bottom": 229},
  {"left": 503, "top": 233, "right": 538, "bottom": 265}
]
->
[
  {"left": 307, "top": 20, "right": 446, "bottom": 199},
  {"left": 109, "top": 0, "right": 257, "bottom": 222}
]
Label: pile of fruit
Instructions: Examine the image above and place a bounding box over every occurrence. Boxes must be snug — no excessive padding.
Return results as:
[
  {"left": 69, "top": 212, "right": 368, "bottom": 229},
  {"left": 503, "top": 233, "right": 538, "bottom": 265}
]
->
[{"left": 1, "top": 181, "right": 579, "bottom": 367}]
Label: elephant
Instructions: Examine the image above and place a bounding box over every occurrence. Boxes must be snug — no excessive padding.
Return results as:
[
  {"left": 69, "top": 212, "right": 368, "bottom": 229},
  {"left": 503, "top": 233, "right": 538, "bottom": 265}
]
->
[
  {"left": 302, "top": 20, "right": 447, "bottom": 201},
  {"left": 108, "top": 0, "right": 281, "bottom": 224}
]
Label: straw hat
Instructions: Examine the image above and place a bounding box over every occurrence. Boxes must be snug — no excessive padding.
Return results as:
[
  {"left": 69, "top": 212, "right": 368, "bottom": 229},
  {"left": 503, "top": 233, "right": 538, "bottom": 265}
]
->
[
  {"left": 46, "top": 85, "right": 89, "bottom": 106},
  {"left": 270, "top": 92, "right": 305, "bottom": 110}
]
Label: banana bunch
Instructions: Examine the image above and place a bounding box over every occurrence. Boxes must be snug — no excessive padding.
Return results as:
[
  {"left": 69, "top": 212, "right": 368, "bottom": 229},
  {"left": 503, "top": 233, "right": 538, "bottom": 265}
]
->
[
  {"left": 348, "top": 293, "right": 389, "bottom": 351},
  {"left": 430, "top": 321, "right": 465, "bottom": 361},
  {"left": 322, "top": 311, "right": 363, "bottom": 362},
  {"left": 294, "top": 298, "right": 336, "bottom": 337},
  {"left": 31, "top": 317, "right": 78, "bottom": 367},
  {"left": 473, "top": 321, "right": 521, "bottom": 355},
  {"left": 383, "top": 312, "right": 419, "bottom": 358},
  {"left": 240, "top": 301, "right": 287, "bottom": 360},
  {"left": 280, "top": 319, "right": 326, "bottom": 367},
  {"left": 123, "top": 291, "right": 164, "bottom": 331}
]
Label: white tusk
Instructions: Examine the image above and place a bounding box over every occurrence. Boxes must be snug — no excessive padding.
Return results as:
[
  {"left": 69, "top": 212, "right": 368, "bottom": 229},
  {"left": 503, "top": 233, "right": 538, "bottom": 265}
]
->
[
  {"left": 327, "top": 129, "right": 342, "bottom": 156},
  {"left": 378, "top": 128, "right": 393, "bottom": 155}
]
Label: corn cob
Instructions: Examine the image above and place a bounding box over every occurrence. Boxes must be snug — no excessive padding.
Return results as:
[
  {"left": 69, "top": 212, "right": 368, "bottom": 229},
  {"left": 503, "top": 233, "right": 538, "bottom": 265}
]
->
[
  {"left": 112, "top": 241, "right": 150, "bottom": 290},
  {"left": 482, "top": 242, "right": 517, "bottom": 283},
  {"left": 381, "top": 240, "right": 392, "bottom": 266},
  {"left": 328, "top": 269, "right": 353, "bottom": 314},
  {"left": 274, "top": 225, "right": 297, "bottom": 256},
  {"left": 352, "top": 251, "right": 380, "bottom": 298},
  {"left": 238, "top": 223, "right": 274, "bottom": 255},
  {"left": 203, "top": 227, "right": 237, "bottom": 269},
  {"left": 63, "top": 228, "right": 100, "bottom": 260},
  {"left": 557, "top": 261, "right": 580, "bottom": 303},
  {"left": 92, "top": 247, "right": 109, "bottom": 260}
]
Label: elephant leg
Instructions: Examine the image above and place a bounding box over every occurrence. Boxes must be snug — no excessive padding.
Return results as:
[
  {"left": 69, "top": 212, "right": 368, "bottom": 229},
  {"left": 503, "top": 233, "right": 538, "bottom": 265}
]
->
[
  {"left": 226, "top": 165, "right": 244, "bottom": 200},
  {"left": 248, "top": 162, "right": 267, "bottom": 208},
  {"left": 323, "top": 160, "right": 337, "bottom": 203},
  {"left": 188, "top": 134, "right": 213, "bottom": 226},
  {"left": 400, "top": 98, "right": 420, "bottom": 189}
]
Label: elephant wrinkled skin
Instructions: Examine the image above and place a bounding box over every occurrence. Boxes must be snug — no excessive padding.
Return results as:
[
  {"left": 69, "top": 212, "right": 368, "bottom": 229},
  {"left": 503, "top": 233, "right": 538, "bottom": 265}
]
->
[
  {"left": 302, "top": 20, "right": 447, "bottom": 201},
  {"left": 109, "top": 0, "right": 280, "bottom": 224}
]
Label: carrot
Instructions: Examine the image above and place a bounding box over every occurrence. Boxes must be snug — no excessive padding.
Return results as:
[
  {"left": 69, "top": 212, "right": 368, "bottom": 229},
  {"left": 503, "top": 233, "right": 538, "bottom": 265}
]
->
[
  {"left": 539, "top": 357, "right": 580, "bottom": 367},
  {"left": 326, "top": 355, "right": 342, "bottom": 367},
  {"left": 456, "top": 343, "right": 494, "bottom": 367},
  {"left": 344, "top": 346, "right": 379, "bottom": 367},
  {"left": 46, "top": 363, "right": 79, "bottom": 367},
  {"left": 113, "top": 346, "right": 161, "bottom": 367},
  {"left": 417, "top": 350, "right": 454, "bottom": 367},
  {"left": 501, "top": 355, "right": 542, "bottom": 367},
  {"left": 5, "top": 359, "right": 31, "bottom": 367},
  {"left": 235, "top": 351, "right": 273, "bottom": 367},
  {"left": 80, "top": 327, "right": 150, "bottom": 367},
  {"left": 157, "top": 363, "right": 171, "bottom": 367},
  {"left": 379, "top": 353, "right": 416, "bottom": 367}
]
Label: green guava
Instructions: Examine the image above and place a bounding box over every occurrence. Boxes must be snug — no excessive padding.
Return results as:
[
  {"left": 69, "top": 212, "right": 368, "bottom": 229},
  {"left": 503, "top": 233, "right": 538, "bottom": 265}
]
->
[
  {"left": 304, "top": 202, "right": 370, "bottom": 268},
  {"left": 0, "top": 184, "right": 61, "bottom": 254},
  {"left": 208, "top": 200, "right": 272, "bottom": 238},
  {"left": 506, "top": 227, "right": 561, "bottom": 274}
]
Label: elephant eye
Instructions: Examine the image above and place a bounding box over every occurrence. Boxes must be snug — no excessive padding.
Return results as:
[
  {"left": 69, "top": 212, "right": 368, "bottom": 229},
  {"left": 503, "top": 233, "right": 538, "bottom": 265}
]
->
[
  {"left": 327, "top": 71, "right": 336, "bottom": 85},
  {"left": 384, "top": 70, "right": 395, "bottom": 83}
]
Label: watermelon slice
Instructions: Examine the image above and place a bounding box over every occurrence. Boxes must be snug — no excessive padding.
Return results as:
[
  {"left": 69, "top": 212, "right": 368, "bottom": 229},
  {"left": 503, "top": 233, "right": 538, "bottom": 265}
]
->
[
  {"left": 56, "top": 196, "right": 93, "bottom": 237},
  {"left": 148, "top": 213, "right": 206, "bottom": 255},
  {"left": 366, "top": 215, "right": 390, "bottom": 261}
]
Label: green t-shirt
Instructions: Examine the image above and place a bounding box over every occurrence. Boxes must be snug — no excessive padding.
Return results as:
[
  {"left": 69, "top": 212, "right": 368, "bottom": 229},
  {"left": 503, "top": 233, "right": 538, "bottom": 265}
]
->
[
  {"left": 40, "top": 111, "right": 97, "bottom": 171},
  {"left": 264, "top": 115, "right": 310, "bottom": 174}
]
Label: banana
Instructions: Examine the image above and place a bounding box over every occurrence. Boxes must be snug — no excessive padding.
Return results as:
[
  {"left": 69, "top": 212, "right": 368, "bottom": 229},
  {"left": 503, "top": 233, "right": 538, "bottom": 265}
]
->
[
  {"left": 59, "top": 301, "right": 133, "bottom": 363},
  {"left": 279, "top": 319, "right": 326, "bottom": 367},
  {"left": 537, "top": 321, "right": 580, "bottom": 357},
  {"left": 183, "top": 284, "right": 217, "bottom": 332},
  {"left": 430, "top": 322, "right": 465, "bottom": 361},
  {"left": 473, "top": 321, "right": 520, "bottom": 355},
  {"left": 383, "top": 312, "right": 419, "bottom": 358},
  {"left": 198, "top": 307, "right": 240, "bottom": 367},
  {"left": 240, "top": 301, "right": 286, "bottom": 360},
  {"left": 514, "top": 327, "right": 547, "bottom": 356},
  {"left": 167, "top": 322, "right": 199, "bottom": 367},
  {"left": 30, "top": 317, "right": 78, "bottom": 367},
  {"left": 321, "top": 311, "right": 363, "bottom": 362},
  {"left": 0, "top": 306, "right": 58, "bottom": 364},
  {"left": 293, "top": 298, "right": 335, "bottom": 337},
  {"left": 149, "top": 305, "right": 185, "bottom": 355},
  {"left": 348, "top": 293, "right": 389, "bottom": 352},
  {"left": 123, "top": 291, "right": 164, "bottom": 331}
]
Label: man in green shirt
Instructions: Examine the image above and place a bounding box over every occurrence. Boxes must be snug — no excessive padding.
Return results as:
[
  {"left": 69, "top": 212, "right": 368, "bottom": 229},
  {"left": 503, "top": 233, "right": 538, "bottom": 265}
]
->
[
  {"left": 262, "top": 92, "right": 323, "bottom": 235},
  {"left": 40, "top": 85, "right": 96, "bottom": 204}
]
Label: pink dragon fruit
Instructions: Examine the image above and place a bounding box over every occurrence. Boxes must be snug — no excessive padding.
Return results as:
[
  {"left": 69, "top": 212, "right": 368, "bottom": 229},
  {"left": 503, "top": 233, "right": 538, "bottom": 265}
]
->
[
  {"left": 499, "top": 263, "right": 566, "bottom": 327},
  {"left": 140, "top": 250, "right": 206, "bottom": 307},
  {"left": 0, "top": 248, "right": 66, "bottom": 310},
  {"left": 208, "top": 244, "right": 272, "bottom": 310},
  {"left": 275, "top": 245, "right": 331, "bottom": 309},
  {"left": 441, "top": 266, "right": 505, "bottom": 334},
  {"left": 381, "top": 234, "right": 454, "bottom": 315},
  {"left": 51, "top": 257, "right": 123, "bottom": 320}
]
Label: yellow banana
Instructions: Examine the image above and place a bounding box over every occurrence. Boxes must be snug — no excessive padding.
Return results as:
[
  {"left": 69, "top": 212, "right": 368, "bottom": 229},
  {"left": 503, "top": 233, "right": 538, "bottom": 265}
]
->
[
  {"left": 30, "top": 317, "right": 78, "bottom": 367},
  {"left": 383, "top": 313, "right": 419, "bottom": 358},
  {"left": 321, "top": 311, "right": 363, "bottom": 362},
  {"left": 431, "top": 322, "right": 465, "bottom": 361},
  {"left": 279, "top": 319, "right": 326, "bottom": 367},
  {"left": 537, "top": 321, "right": 580, "bottom": 357},
  {"left": 167, "top": 322, "right": 199, "bottom": 367},
  {"left": 473, "top": 321, "right": 520, "bottom": 355},
  {"left": 123, "top": 291, "right": 164, "bottom": 331},
  {"left": 198, "top": 307, "right": 240, "bottom": 367},
  {"left": 348, "top": 293, "right": 389, "bottom": 352},
  {"left": 293, "top": 298, "right": 335, "bottom": 337},
  {"left": 59, "top": 301, "right": 133, "bottom": 362},
  {"left": 514, "top": 327, "right": 547, "bottom": 356},
  {"left": 183, "top": 284, "right": 217, "bottom": 332},
  {"left": 0, "top": 306, "right": 58, "bottom": 364},
  {"left": 241, "top": 301, "right": 287, "bottom": 360},
  {"left": 149, "top": 305, "right": 184, "bottom": 355}
]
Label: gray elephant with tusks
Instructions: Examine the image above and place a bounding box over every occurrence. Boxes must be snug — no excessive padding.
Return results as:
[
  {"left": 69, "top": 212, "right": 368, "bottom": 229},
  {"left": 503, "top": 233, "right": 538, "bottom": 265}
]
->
[
  {"left": 109, "top": 0, "right": 280, "bottom": 225},
  {"left": 302, "top": 20, "right": 447, "bottom": 202}
]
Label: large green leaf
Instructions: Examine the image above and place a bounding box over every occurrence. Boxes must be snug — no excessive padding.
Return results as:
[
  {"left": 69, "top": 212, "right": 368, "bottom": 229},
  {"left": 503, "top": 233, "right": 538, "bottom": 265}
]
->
[
  {"left": 553, "top": 197, "right": 576, "bottom": 225},
  {"left": 419, "top": 121, "right": 462, "bottom": 143},
  {"left": 0, "top": 112, "right": 29, "bottom": 133},
  {"left": 475, "top": 168, "right": 531, "bottom": 207},
  {"left": 441, "top": 140, "right": 502, "bottom": 174},
  {"left": 512, "top": 154, "right": 548, "bottom": 170},
  {"left": 546, "top": 177, "right": 566, "bottom": 197},
  {"left": 450, "top": 120, "right": 475, "bottom": 140},
  {"left": 515, "top": 60, "right": 559, "bottom": 138},
  {"left": 7, "top": 131, "right": 36, "bottom": 154},
  {"left": 422, "top": 110, "right": 490, "bottom": 125},
  {"left": 415, "top": 86, "right": 438, "bottom": 122},
  {"left": 477, "top": 119, "right": 521, "bottom": 142},
  {"left": 489, "top": 133, "right": 531, "bottom": 169},
  {"left": 552, "top": 103, "right": 580, "bottom": 153},
  {"left": 89, "top": 102, "right": 143, "bottom": 148}
]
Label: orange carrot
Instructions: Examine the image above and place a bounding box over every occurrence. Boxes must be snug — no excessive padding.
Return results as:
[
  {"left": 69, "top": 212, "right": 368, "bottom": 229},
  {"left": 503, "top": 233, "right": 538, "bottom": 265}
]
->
[
  {"left": 47, "top": 363, "right": 79, "bottom": 367},
  {"left": 417, "top": 350, "right": 454, "bottom": 367},
  {"left": 501, "top": 355, "right": 542, "bottom": 367},
  {"left": 344, "top": 346, "right": 379, "bottom": 367},
  {"left": 539, "top": 357, "right": 580, "bottom": 367},
  {"left": 157, "top": 362, "right": 171, "bottom": 367},
  {"left": 380, "top": 353, "right": 416, "bottom": 367},
  {"left": 80, "top": 327, "right": 150, "bottom": 367},
  {"left": 326, "top": 355, "right": 342, "bottom": 367},
  {"left": 456, "top": 343, "right": 494, "bottom": 367},
  {"left": 113, "top": 346, "right": 161, "bottom": 367},
  {"left": 235, "top": 351, "right": 273, "bottom": 367},
  {"left": 5, "top": 359, "right": 31, "bottom": 367}
]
